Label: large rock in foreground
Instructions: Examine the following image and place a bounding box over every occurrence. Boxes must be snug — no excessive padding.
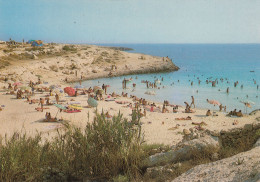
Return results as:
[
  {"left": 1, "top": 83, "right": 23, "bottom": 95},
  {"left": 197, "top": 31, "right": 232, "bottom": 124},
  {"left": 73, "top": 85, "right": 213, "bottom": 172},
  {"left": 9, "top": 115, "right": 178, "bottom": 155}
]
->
[
  {"left": 172, "top": 138, "right": 260, "bottom": 182},
  {"left": 142, "top": 135, "right": 219, "bottom": 168}
]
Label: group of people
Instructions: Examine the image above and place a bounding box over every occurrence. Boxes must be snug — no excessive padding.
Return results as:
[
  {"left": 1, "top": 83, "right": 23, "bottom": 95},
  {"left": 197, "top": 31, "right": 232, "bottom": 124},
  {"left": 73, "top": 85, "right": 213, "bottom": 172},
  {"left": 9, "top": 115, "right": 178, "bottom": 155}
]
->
[
  {"left": 44, "top": 112, "right": 57, "bottom": 122},
  {"left": 227, "top": 109, "right": 243, "bottom": 117},
  {"left": 183, "top": 96, "right": 195, "bottom": 113}
]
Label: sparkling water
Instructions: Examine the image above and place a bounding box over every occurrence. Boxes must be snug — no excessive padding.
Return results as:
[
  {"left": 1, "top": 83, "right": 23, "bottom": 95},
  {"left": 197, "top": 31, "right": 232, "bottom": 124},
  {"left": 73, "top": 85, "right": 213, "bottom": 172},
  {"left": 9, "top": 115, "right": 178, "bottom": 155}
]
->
[{"left": 82, "top": 44, "right": 260, "bottom": 112}]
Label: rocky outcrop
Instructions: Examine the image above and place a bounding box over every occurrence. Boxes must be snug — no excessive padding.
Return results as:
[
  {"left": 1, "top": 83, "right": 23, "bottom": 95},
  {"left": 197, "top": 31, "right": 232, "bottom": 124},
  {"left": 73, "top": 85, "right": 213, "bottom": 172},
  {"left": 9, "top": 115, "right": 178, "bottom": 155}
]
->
[
  {"left": 142, "top": 122, "right": 260, "bottom": 181},
  {"left": 172, "top": 138, "right": 260, "bottom": 182},
  {"left": 142, "top": 135, "right": 219, "bottom": 168}
]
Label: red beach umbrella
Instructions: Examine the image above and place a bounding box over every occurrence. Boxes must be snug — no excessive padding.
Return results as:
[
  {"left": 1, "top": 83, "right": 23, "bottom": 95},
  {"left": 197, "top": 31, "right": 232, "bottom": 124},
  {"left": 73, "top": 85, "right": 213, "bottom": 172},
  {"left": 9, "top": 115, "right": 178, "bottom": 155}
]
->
[{"left": 64, "top": 87, "right": 75, "bottom": 96}]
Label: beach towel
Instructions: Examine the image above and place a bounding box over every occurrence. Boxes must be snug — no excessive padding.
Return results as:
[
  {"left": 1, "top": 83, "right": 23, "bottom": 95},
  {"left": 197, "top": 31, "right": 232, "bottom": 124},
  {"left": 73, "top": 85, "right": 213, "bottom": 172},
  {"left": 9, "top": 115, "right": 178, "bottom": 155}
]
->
[
  {"left": 65, "top": 110, "right": 81, "bottom": 113},
  {"left": 175, "top": 116, "right": 192, "bottom": 120},
  {"left": 105, "top": 99, "right": 115, "bottom": 102},
  {"left": 69, "top": 102, "right": 81, "bottom": 104},
  {"left": 115, "top": 101, "right": 129, "bottom": 104}
]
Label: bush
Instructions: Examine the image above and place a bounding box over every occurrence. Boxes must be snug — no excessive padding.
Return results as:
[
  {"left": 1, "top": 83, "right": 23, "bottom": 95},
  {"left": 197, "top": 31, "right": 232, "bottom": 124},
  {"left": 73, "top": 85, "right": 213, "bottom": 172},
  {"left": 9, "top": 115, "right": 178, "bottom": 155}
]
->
[
  {"left": 0, "top": 112, "right": 144, "bottom": 181},
  {"left": 62, "top": 45, "right": 77, "bottom": 52}
]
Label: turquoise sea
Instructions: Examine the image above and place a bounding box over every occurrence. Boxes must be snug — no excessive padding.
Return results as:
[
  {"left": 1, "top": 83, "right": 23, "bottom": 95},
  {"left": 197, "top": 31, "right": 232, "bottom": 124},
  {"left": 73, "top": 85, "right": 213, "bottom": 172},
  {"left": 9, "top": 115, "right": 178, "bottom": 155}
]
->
[{"left": 82, "top": 44, "right": 260, "bottom": 112}]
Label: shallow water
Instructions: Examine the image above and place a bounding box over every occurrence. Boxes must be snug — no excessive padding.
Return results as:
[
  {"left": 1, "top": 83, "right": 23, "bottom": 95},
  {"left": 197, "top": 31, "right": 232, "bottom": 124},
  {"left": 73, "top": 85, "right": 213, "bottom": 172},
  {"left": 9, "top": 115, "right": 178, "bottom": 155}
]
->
[{"left": 82, "top": 44, "right": 260, "bottom": 112}]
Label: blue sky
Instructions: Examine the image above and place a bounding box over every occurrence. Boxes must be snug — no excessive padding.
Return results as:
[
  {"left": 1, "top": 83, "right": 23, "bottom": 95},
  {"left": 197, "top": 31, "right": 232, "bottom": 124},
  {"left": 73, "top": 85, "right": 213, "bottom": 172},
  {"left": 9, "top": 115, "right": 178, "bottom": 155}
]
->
[{"left": 0, "top": 0, "right": 260, "bottom": 44}]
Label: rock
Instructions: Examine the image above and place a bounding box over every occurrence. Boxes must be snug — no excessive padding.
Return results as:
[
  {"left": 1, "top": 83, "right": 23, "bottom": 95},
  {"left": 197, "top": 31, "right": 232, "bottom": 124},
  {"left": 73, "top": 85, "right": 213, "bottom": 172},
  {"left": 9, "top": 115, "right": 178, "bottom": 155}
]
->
[
  {"left": 32, "top": 54, "right": 38, "bottom": 59},
  {"left": 183, "top": 129, "right": 191, "bottom": 135},
  {"left": 172, "top": 146, "right": 260, "bottom": 182},
  {"left": 142, "top": 135, "right": 219, "bottom": 168},
  {"left": 253, "top": 138, "right": 260, "bottom": 148},
  {"left": 92, "top": 70, "right": 97, "bottom": 73}
]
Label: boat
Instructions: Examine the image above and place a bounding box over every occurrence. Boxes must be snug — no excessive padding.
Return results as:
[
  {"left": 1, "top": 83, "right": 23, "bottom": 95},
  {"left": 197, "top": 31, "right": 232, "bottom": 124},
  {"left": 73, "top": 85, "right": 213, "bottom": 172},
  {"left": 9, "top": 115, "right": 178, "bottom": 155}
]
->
[{"left": 250, "top": 71, "right": 255, "bottom": 72}]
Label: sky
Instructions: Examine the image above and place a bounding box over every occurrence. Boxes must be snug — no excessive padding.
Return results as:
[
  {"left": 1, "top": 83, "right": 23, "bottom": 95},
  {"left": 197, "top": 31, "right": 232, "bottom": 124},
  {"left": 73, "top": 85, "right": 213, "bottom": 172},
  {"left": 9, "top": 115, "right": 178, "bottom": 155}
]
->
[{"left": 0, "top": 0, "right": 260, "bottom": 44}]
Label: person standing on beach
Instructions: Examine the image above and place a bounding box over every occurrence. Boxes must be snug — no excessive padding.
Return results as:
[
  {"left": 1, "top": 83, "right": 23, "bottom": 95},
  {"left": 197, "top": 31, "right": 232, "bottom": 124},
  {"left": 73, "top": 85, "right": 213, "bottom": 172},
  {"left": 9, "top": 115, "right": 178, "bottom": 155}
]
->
[
  {"left": 226, "top": 87, "right": 229, "bottom": 94},
  {"left": 39, "top": 98, "right": 44, "bottom": 112},
  {"left": 55, "top": 94, "right": 59, "bottom": 104},
  {"left": 219, "top": 104, "right": 223, "bottom": 111},
  {"left": 190, "top": 96, "right": 195, "bottom": 108}
]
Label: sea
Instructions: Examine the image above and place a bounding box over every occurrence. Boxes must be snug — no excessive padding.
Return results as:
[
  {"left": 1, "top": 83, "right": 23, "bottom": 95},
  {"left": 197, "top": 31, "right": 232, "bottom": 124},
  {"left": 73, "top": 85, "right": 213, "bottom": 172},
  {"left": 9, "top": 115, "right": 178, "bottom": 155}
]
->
[{"left": 82, "top": 44, "right": 260, "bottom": 112}]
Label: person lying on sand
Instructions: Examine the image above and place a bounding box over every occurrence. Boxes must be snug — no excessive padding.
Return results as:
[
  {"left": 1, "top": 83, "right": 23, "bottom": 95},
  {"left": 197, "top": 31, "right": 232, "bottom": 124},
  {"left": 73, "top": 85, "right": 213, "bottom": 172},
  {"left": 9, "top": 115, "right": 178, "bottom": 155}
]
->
[
  {"left": 5, "top": 90, "right": 15, "bottom": 95},
  {"left": 168, "top": 124, "right": 180, "bottom": 130},
  {"left": 184, "top": 108, "right": 195, "bottom": 113},
  {"left": 175, "top": 116, "right": 192, "bottom": 120},
  {"left": 192, "top": 121, "right": 207, "bottom": 126}
]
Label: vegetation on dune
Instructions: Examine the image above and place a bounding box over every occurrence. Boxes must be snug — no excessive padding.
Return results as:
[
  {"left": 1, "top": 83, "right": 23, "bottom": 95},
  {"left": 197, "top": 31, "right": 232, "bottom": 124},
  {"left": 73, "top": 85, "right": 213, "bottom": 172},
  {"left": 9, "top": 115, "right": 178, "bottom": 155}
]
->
[
  {"left": 0, "top": 112, "right": 145, "bottom": 181},
  {"left": 0, "top": 59, "right": 11, "bottom": 69},
  {"left": 62, "top": 45, "right": 77, "bottom": 52},
  {"left": 0, "top": 111, "right": 258, "bottom": 181}
]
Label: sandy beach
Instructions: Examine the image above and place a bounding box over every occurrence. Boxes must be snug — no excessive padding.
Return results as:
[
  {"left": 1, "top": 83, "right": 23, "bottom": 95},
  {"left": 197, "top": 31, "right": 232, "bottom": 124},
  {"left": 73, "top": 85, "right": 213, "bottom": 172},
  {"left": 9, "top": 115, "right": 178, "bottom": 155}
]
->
[{"left": 0, "top": 43, "right": 259, "bottom": 146}]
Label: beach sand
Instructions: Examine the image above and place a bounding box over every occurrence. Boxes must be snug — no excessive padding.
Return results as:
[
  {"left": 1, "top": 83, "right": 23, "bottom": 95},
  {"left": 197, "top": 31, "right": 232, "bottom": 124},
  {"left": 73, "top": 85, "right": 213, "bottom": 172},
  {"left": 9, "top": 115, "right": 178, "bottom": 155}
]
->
[
  {"left": 0, "top": 89, "right": 259, "bottom": 146},
  {"left": 0, "top": 43, "right": 259, "bottom": 146}
]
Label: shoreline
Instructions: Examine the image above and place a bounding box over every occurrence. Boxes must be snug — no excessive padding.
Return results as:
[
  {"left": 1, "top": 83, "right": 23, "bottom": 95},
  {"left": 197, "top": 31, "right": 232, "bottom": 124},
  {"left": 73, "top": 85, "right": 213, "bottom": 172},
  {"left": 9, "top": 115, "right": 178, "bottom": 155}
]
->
[
  {"left": 0, "top": 42, "right": 259, "bottom": 146},
  {"left": 67, "top": 62, "right": 179, "bottom": 83}
]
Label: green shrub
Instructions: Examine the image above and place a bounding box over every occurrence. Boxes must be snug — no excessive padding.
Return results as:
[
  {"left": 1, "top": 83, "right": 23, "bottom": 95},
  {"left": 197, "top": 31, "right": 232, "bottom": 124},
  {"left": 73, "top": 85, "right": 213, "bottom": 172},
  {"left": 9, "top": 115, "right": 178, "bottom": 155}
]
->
[
  {"left": 0, "top": 112, "right": 144, "bottom": 181},
  {"left": 62, "top": 45, "right": 77, "bottom": 52}
]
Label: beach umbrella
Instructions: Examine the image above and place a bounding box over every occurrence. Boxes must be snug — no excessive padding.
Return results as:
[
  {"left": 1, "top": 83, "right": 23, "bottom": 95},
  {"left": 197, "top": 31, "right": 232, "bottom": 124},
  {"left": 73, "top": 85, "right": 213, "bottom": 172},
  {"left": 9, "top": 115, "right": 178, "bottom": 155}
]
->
[
  {"left": 54, "top": 104, "right": 67, "bottom": 118},
  {"left": 207, "top": 99, "right": 221, "bottom": 106},
  {"left": 64, "top": 87, "right": 75, "bottom": 96},
  {"left": 88, "top": 97, "right": 98, "bottom": 107},
  {"left": 54, "top": 104, "right": 67, "bottom": 110}
]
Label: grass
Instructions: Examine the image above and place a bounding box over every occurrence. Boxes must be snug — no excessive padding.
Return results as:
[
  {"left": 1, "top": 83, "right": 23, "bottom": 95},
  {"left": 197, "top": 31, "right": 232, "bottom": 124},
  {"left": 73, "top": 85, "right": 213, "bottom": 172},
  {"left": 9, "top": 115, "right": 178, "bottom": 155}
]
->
[
  {"left": 0, "top": 59, "right": 11, "bottom": 69},
  {"left": 0, "top": 112, "right": 145, "bottom": 181},
  {"left": 62, "top": 45, "right": 77, "bottom": 52},
  {"left": 25, "top": 47, "right": 44, "bottom": 51}
]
